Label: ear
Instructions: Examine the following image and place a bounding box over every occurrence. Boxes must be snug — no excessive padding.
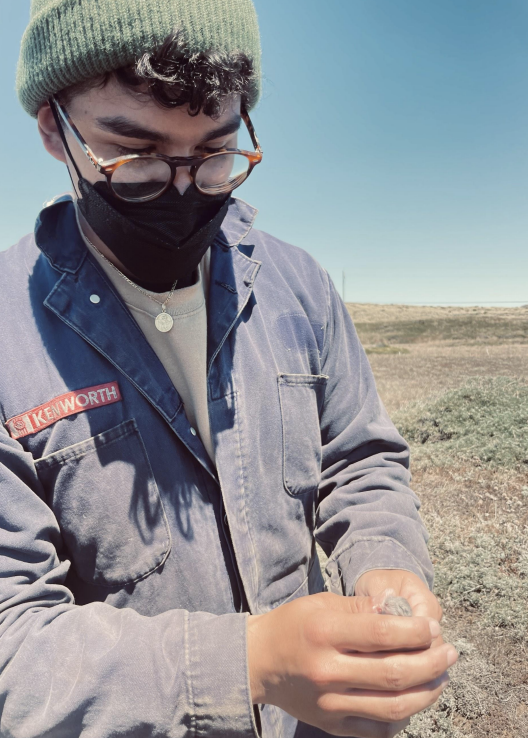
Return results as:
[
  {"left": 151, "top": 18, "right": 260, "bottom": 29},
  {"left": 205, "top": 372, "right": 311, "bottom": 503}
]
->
[{"left": 37, "top": 102, "right": 67, "bottom": 164}]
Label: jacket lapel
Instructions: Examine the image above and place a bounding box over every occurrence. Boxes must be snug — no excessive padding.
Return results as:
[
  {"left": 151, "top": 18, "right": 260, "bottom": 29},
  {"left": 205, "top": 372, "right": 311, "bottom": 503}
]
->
[
  {"left": 207, "top": 198, "right": 261, "bottom": 374},
  {"left": 38, "top": 197, "right": 217, "bottom": 480}
]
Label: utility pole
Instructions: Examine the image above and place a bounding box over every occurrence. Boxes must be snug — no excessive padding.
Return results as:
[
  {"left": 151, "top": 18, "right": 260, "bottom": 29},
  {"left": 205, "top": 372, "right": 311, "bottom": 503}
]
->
[{"left": 342, "top": 270, "right": 346, "bottom": 303}]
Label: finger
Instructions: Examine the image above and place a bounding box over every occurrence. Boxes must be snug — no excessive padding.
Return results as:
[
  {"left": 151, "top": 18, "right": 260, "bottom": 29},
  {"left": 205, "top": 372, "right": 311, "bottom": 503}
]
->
[
  {"left": 407, "top": 592, "right": 443, "bottom": 621},
  {"left": 337, "top": 717, "right": 410, "bottom": 738},
  {"left": 430, "top": 633, "right": 445, "bottom": 649},
  {"left": 334, "top": 643, "right": 458, "bottom": 691},
  {"left": 327, "top": 612, "right": 440, "bottom": 653},
  {"left": 320, "top": 593, "right": 387, "bottom": 616},
  {"left": 329, "top": 674, "right": 449, "bottom": 723},
  {"left": 346, "top": 596, "right": 390, "bottom": 616}
]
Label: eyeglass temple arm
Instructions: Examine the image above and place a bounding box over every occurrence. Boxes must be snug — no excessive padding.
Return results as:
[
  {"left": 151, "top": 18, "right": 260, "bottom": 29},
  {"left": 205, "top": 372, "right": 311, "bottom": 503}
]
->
[
  {"left": 242, "top": 106, "right": 263, "bottom": 155},
  {"left": 50, "top": 96, "right": 101, "bottom": 168}
]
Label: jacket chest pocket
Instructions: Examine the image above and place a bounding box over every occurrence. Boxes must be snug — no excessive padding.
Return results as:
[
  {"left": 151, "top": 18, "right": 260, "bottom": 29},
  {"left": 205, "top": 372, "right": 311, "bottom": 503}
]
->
[
  {"left": 278, "top": 373, "right": 328, "bottom": 497},
  {"left": 35, "top": 419, "right": 171, "bottom": 588}
]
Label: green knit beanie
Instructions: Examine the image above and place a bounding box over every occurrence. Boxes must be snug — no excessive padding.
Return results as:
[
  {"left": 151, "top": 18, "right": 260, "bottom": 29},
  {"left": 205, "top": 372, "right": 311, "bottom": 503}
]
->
[{"left": 17, "top": 0, "right": 261, "bottom": 117}]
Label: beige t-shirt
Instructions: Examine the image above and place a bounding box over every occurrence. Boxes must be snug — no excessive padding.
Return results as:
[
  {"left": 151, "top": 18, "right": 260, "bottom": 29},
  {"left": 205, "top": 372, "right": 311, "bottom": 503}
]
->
[{"left": 80, "top": 228, "right": 214, "bottom": 462}]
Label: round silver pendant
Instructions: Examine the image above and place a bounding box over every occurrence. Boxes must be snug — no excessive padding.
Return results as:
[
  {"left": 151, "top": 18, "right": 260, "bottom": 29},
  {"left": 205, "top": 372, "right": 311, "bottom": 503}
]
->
[{"left": 155, "top": 312, "right": 174, "bottom": 333}]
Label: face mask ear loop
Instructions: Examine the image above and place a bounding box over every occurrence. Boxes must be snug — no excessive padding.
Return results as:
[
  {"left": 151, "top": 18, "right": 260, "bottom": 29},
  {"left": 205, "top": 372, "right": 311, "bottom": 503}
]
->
[{"left": 49, "top": 98, "right": 84, "bottom": 199}]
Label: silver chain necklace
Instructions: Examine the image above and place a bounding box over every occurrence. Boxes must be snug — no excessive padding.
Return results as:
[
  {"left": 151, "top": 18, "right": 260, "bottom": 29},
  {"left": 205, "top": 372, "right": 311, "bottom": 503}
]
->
[{"left": 83, "top": 233, "right": 178, "bottom": 333}]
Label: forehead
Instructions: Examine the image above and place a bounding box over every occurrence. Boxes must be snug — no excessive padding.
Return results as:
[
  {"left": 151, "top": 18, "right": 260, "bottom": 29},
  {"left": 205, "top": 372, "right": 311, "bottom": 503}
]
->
[{"left": 66, "top": 76, "right": 241, "bottom": 140}]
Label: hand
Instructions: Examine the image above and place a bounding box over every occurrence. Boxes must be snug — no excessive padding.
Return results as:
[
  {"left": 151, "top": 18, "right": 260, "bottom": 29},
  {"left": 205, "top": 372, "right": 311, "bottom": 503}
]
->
[
  {"left": 247, "top": 592, "right": 457, "bottom": 737},
  {"left": 354, "top": 570, "right": 444, "bottom": 647}
]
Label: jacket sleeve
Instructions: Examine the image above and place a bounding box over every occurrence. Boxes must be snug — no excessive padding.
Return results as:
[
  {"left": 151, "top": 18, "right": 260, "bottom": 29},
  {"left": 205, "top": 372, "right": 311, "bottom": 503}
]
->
[
  {"left": 0, "top": 427, "right": 258, "bottom": 738},
  {"left": 314, "top": 274, "right": 434, "bottom": 596}
]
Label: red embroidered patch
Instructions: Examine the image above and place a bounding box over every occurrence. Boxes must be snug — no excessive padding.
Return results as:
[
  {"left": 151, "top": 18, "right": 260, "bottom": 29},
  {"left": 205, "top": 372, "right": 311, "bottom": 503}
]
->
[{"left": 5, "top": 382, "right": 122, "bottom": 440}]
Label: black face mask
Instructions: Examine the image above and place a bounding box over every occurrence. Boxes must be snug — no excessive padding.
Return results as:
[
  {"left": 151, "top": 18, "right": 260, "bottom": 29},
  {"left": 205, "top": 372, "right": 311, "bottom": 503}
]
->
[{"left": 76, "top": 178, "right": 230, "bottom": 291}]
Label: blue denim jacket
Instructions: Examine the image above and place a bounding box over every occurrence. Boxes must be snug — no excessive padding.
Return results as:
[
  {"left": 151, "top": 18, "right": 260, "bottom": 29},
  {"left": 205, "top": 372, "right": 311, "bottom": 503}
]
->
[{"left": 0, "top": 195, "right": 433, "bottom": 737}]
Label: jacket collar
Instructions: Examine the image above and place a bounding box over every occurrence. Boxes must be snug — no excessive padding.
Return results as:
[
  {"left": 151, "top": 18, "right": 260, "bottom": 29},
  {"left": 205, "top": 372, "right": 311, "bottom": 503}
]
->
[
  {"left": 35, "top": 193, "right": 88, "bottom": 274},
  {"left": 216, "top": 197, "right": 259, "bottom": 249},
  {"left": 35, "top": 193, "right": 258, "bottom": 275}
]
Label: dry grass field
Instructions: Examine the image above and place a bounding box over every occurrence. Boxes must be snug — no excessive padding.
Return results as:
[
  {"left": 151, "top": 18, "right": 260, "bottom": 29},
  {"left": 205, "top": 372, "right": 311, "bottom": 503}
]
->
[{"left": 342, "top": 304, "right": 528, "bottom": 737}]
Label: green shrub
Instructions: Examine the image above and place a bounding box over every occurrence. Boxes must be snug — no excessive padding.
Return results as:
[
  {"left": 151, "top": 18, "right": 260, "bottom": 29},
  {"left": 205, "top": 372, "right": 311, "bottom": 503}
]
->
[
  {"left": 395, "top": 377, "right": 528, "bottom": 468},
  {"left": 430, "top": 525, "right": 528, "bottom": 643}
]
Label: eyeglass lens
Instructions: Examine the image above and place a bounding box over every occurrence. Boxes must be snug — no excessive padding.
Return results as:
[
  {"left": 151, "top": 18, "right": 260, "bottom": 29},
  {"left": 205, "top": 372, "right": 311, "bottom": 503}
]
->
[{"left": 111, "top": 153, "right": 252, "bottom": 201}]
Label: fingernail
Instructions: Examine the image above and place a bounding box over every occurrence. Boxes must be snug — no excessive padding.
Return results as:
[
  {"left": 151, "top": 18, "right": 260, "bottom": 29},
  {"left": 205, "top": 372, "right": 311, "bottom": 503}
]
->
[
  {"left": 429, "top": 619, "right": 441, "bottom": 638},
  {"left": 446, "top": 647, "right": 458, "bottom": 667}
]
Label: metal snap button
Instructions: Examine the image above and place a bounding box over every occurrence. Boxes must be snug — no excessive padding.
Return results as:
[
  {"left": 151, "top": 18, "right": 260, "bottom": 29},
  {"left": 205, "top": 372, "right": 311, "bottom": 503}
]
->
[
  {"left": 190, "top": 427, "right": 197, "bottom": 436},
  {"left": 90, "top": 294, "right": 101, "bottom": 304}
]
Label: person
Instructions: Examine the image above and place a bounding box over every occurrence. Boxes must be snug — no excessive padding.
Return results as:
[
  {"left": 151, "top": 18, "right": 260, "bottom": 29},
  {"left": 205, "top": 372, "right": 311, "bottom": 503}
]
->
[{"left": 0, "top": 1, "right": 457, "bottom": 736}]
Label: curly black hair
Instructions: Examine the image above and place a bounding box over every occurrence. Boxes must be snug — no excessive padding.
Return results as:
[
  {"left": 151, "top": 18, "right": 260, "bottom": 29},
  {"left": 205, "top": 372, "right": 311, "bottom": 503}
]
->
[{"left": 59, "top": 31, "right": 257, "bottom": 117}]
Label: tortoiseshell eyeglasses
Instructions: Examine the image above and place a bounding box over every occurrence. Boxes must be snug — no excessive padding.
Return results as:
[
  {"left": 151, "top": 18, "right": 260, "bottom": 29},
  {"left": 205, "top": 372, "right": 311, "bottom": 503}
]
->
[{"left": 51, "top": 96, "right": 263, "bottom": 203}]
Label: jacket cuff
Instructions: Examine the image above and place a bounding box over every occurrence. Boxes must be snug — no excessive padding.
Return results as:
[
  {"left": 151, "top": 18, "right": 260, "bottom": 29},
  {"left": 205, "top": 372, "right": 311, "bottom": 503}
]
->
[
  {"left": 325, "top": 538, "right": 433, "bottom": 596},
  {"left": 187, "top": 612, "right": 259, "bottom": 738}
]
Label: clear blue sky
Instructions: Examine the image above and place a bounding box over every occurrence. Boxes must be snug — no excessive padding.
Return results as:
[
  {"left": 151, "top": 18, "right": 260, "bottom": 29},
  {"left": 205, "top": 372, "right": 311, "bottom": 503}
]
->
[{"left": 1, "top": 0, "right": 527, "bottom": 304}]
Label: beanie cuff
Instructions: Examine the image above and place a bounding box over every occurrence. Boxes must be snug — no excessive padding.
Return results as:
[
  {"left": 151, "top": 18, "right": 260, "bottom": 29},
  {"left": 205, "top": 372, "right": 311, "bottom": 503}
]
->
[{"left": 17, "top": 0, "right": 261, "bottom": 117}]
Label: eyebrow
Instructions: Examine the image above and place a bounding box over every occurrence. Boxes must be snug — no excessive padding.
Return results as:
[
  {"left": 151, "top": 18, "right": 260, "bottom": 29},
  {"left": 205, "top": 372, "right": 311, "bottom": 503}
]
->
[
  {"left": 94, "top": 115, "right": 241, "bottom": 145},
  {"left": 199, "top": 117, "right": 241, "bottom": 143}
]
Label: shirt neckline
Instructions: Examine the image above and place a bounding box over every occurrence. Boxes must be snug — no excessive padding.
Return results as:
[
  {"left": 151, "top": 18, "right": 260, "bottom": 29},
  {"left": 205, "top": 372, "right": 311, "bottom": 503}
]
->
[{"left": 75, "top": 206, "right": 208, "bottom": 319}]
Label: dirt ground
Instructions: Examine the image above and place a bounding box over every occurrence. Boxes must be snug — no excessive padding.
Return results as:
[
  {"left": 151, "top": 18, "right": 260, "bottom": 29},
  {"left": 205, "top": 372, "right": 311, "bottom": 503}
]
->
[
  {"left": 342, "top": 304, "right": 528, "bottom": 737},
  {"left": 366, "top": 343, "right": 528, "bottom": 414}
]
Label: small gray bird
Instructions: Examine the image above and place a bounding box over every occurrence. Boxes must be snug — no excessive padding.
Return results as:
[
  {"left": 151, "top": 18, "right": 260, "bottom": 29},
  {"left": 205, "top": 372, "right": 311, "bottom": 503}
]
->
[
  {"left": 378, "top": 596, "right": 413, "bottom": 617},
  {"left": 372, "top": 589, "right": 413, "bottom": 617}
]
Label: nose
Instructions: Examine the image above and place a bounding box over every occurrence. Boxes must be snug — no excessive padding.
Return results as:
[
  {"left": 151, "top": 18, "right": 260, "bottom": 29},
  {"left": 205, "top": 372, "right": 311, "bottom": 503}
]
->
[{"left": 173, "top": 167, "right": 193, "bottom": 195}]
